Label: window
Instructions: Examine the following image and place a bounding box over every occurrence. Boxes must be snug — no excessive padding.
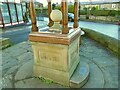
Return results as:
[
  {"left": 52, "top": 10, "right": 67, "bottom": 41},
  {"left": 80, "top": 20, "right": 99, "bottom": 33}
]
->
[
  {"left": 22, "top": 4, "right": 26, "bottom": 17},
  {"left": 16, "top": 4, "right": 23, "bottom": 21},
  {"left": 1, "top": 3, "right": 10, "bottom": 24},
  {"left": 8, "top": 0, "right": 14, "bottom": 3},
  {"left": 9, "top": 3, "right": 17, "bottom": 23},
  {"left": 15, "top": 0, "right": 20, "bottom": 3},
  {"left": 0, "top": 0, "right": 7, "bottom": 2}
]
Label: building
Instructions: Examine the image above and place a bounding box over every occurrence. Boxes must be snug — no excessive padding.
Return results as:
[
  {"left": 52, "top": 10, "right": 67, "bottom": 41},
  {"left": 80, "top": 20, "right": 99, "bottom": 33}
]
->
[
  {"left": 34, "top": 2, "right": 43, "bottom": 9},
  {"left": 80, "top": 1, "right": 120, "bottom": 10},
  {"left": 0, "top": 0, "right": 28, "bottom": 28}
]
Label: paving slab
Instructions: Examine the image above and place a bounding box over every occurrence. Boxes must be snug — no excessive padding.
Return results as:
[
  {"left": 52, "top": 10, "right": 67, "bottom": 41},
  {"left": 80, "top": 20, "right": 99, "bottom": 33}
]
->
[
  {"left": 2, "top": 75, "right": 13, "bottom": 88},
  {"left": 82, "top": 62, "right": 104, "bottom": 88},
  {"left": 17, "top": 52, "right": 34, "bottom": 64},
  {"left": 0, "top": 79, "right": 2, "bottom": 90},
  {"left": 101, "top": 65, "right": 118, "bottom": 88},
  {"left": 15, "top": 60, "right": 33, "bottom": 81},
  {"left": 5, "top": 65, "right": 20, "bottom": 76},
  {"left": 15, "top": 77, "right": 64, "bottom": 88},
  {"left": 92, "top": 56, "right": 117, "bottom": 68}
]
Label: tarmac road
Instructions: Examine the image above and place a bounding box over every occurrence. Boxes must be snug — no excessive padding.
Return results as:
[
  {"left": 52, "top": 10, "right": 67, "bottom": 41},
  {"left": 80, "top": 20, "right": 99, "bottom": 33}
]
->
[{"left": 1, "top": 20, "right": 119, "bottom": 45}]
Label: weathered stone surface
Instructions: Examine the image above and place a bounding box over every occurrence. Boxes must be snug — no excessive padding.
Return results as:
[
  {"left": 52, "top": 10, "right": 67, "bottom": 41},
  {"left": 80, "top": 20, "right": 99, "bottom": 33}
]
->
[
  {"left": 15, "top": 78, "right": 64, "bottom": 88},
  {"left": 2, "top": 58, "right": 18, "bottom": 72},
  {"left": 3, "top": 44, "right": 22, "bottom": 53},
  {"left": 17, "top": 52, "right": 34, "bottom": 64},
  {"left": 15, "top": 60, "right": 33, "bottom": 81},
  {"left": 16, "top": 41, "right": 31, "bottom": 49},
  {"left": 31, "top": 42, "right": 68, "bottom": 71},
  {"left": 82, "top": 63, "right": 104, "bottom": 88},
  {"left": 70, "top": 61, "right": 90, "bottom": 88},
  {"left": 9, "top": 48, "right": 27, "bottom": 57},
  {"left": 0, "top": 78, "right": 2, "bottom": 90},
  {"left": 92, "top": 57, "right": 117, "bottom": 68},
  {"left": 31, "top": 36, "right": 80, "bottom": 86},
  {"left": 101, "top": 66, "right": 118, "bottom": 88},
  {"left": 5, "top": 65, "right": 20, "bottom": 76},
  {"left": 2, "top": 75, "right": 13, "bottom": 88},
  {"left": 33, "top": 65, "right": 70, "bottom": 86}
]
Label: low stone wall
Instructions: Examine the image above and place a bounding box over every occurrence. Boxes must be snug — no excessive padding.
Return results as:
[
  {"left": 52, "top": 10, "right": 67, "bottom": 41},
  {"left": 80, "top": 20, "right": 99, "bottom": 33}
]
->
[
  {"left": 0, "top": 38, "right": 11, "bottom": 49},
  {"left": 81, "top": 28, "right": 120, "bottom": 57},
  {"left": 80, "top": 15, "right": 119, "bottom": 23}
]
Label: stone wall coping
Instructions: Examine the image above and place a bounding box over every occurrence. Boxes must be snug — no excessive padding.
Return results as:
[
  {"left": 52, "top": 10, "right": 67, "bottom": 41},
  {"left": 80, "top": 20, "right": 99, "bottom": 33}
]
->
[{"left": 29, "top": 27, "right": 81, "bottom": 45}]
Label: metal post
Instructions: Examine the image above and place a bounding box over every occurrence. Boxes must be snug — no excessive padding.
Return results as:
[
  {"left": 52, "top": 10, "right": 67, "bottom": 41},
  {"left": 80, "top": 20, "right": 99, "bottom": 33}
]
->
[
  {"left": 20, "top": 2, "right": 24, "bottom": 22},
  {"left": 0, "top": 6, "right": 4, "bottom": 28},
  {"left": 6, "top": 0, "right": 12, "bottom": 25},
  {"left": 14, "top": 3, "right": 19, "bottom": 24}
]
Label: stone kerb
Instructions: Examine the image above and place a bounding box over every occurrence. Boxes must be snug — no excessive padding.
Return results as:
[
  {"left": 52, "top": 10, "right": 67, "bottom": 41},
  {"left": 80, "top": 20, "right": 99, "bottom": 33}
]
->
[{"left": 0, "top": 38, "right": 11, "bottom": 50}]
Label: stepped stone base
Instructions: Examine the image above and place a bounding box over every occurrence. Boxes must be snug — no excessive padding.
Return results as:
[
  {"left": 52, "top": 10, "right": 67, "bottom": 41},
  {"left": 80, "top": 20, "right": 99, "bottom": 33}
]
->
[
  {"left": 0, "top": 38, "right": 11, "bottom": 49},
  {"left": 70, "top": 61, "right": 90, "bottom": 88}
]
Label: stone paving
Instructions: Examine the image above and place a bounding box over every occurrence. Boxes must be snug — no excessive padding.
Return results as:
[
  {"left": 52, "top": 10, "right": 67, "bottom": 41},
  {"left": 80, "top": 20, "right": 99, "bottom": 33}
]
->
[{"left": 1, "top": 36, "right": 119, "bottom": 89}]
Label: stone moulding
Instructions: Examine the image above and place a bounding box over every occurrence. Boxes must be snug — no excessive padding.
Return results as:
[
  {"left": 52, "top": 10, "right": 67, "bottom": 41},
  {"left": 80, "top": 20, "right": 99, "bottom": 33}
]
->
[{"left": 29, "top": 27, "right": 81, "bottom": 45}]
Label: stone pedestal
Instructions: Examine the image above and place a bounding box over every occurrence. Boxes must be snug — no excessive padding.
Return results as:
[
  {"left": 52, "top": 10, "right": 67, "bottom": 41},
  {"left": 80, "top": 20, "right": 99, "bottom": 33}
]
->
[{"left": 29, "top": 27, "right": 81, "bottom": 86}]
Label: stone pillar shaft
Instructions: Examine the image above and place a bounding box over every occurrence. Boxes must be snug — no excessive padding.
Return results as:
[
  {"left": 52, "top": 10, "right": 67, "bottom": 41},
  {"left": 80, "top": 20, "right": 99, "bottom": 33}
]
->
[
  {"left": 60, "top": 3, "right": 63, "bottom": 24},
  {"left": 61, "top": 0, "right": 69, "bottom": 34},
  {"left": 30, "top": 0, "right": 38, "bottom": 32},
  {"left": 73, "top": 0, "right": 79, "bottom": 28},
  {"left": 47, "top": 0, "right": 53, "bottom": 27}
]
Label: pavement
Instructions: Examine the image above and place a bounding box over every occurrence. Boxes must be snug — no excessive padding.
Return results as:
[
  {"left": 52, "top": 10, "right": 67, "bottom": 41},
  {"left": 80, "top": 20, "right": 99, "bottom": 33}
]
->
[
  {"left": 1, "top": 36, "right": 119, "bottom": 88},
  {"left": 1, "top": 21, "right": 48, "bottom": 44}
]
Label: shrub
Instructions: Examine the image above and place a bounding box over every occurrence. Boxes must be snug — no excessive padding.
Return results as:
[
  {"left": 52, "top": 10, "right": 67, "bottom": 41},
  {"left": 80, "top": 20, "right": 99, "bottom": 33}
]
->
[
  {"left": 80, "top": 10, "right": 87, "bottom": 15},
  {"left": 55, "top": 6, "right": 61, "bottom": 10},
  {"left": 68, "top": 5, "right": 74, "bottom": 13},
  {"left": 91, "top": 10, "right": 110, "bottom": 16}
]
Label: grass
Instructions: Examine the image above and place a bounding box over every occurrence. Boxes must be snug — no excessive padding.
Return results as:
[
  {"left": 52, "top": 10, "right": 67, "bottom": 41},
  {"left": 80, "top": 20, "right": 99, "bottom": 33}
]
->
[{"left": 35, "top": 76, "right": 53, "bottom": 84}]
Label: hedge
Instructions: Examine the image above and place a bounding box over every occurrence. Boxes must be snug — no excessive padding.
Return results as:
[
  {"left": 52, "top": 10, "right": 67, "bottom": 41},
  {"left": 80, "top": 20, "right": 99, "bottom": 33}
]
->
[
  {"left": 35, "top": 8, "right": 48, "bottom": 16},
  {"left": 55, "top": 5, "right": 74, "bottom": 13},
  {"left": 35, "top": 7, "right": 120, "bottom": 17},
  {"left": 82, "top": 10, "right": 120, "bottom": 17}
]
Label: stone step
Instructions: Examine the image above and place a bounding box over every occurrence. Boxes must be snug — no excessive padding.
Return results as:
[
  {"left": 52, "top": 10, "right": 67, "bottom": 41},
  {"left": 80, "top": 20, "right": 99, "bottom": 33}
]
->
[
  {"left": 80, "top": 57, "right": 105, "bottom": 88},
  {"left": 70, "top": 61, "right": 90, "bottom": 88},
  {"left": 0, "top": 38, "right": 11, "bottom": 50}
]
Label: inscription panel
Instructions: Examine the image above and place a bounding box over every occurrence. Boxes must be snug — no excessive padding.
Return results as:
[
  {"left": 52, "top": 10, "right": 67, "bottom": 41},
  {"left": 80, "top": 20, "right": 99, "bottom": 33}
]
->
[{"left": 33, "top": 42, "right": 68, "bottom": 71}]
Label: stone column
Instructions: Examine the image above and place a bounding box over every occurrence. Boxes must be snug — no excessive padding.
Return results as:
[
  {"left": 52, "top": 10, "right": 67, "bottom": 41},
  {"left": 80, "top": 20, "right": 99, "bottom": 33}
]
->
[
  {"left": 60, "top": 3, "right": 63, "bottom": 24},
  {"left": 47, "top": 0, "right": 53, "bottom": 27},
  {"left": 73, "top": 0, "right": 79, "bottom": 28},
  {"left": 61, "top": 0, "right": 69, "bottom": 34},
  {"left": 30, "top": 0, "right": 38, "bottom": 32}
]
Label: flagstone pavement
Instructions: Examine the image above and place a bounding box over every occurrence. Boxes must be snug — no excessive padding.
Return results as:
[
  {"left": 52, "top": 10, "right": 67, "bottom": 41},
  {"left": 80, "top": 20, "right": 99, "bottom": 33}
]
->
[{"left": 1, "top": 36, "right": 119, "bottom": 89}]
